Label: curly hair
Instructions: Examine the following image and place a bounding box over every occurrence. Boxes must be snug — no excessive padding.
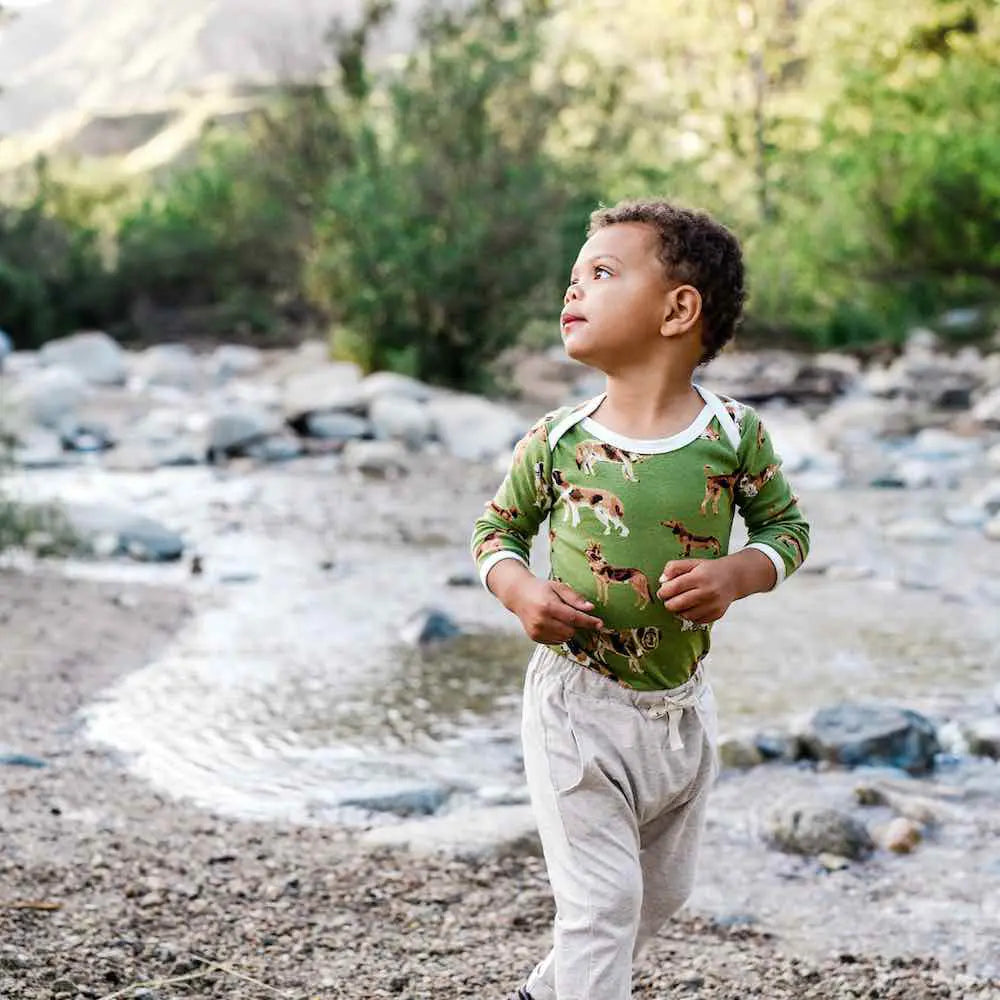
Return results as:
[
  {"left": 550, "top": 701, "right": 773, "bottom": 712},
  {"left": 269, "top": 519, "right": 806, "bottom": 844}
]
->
[{"left": 587, "top": 199, "right": 746, "bottom": 363}]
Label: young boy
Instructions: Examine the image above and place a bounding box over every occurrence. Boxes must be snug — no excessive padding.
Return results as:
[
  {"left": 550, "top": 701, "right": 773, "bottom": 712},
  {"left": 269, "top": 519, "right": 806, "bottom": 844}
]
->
[{"left": 470, "top": 199, "right": 810, "bottom": 1000}]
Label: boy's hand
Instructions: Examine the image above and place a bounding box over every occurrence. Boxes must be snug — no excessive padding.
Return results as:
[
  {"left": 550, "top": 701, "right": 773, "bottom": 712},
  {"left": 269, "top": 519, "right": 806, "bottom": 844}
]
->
[
  {"left": 510, "top": 578, "right": 604, "bottom": 643},
  {"left": 657, "top": 558, "right": 738, "bottom": 625},
  {"left": 657, "top": 549, "right": 779, "bottom": 625}
]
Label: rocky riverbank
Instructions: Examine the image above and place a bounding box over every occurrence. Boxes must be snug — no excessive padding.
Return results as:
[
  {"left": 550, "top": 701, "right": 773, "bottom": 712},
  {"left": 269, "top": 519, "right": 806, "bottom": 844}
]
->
[
  {"left": 2, "top": 329, "right": 1000, "bottom": 994},
  {"left": 2, "top": 571, "right": 997, "bottom": 999}
]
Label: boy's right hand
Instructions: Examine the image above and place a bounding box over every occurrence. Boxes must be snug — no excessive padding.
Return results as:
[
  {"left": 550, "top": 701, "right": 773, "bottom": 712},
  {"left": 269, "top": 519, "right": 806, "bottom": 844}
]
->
[{"left": 509, "top": 578, "right": 604, "bottom": 643}]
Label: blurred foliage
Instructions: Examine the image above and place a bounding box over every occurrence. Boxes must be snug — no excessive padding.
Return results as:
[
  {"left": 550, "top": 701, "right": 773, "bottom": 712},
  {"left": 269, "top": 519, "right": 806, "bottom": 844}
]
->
[
  {"left": 0, "top": 0, "right": 997, "bottom": 382},
  {"left": 307, "top": 0, "right": 599, "bottom": 387}
]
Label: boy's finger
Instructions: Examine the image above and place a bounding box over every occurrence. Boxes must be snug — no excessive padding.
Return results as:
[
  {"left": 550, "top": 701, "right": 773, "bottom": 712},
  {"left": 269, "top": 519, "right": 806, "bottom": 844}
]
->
[
  {"left": 659, "top": 559, "right": 700, "bottom": 583},
  {"left": 656, "top": 574, "right": 699, "bottom": 601},
  {"left": 551, "top": 581, "right": 595, "bottom": 610},
  {"left": 551, "top": 603, "right": 603, "bottom": 630},
  {"left": 664, "top": 590, "right": 701, "bottom": 614}
]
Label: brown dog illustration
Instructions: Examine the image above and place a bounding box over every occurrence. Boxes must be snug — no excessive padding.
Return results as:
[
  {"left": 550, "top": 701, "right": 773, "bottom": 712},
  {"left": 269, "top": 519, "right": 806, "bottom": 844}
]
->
[
  {"left": 552, "top": 469, "right": 629, "bottom": 536},
  {"left": 593, "top": 626, "right": 661, "bottom": 672},
  {"left": 659, "top": 519, "right": 722, "bottom": 557},
  {"left": 775, "top": 531, "right": 806, "bottom": 566},
  {"left": 700, "top": 423, "right": 721, "bottom": 442},
  {"left": 737, "top": 463, "right": 779, "bottom": 499},
  {"left": 584, "top": 541, "right": 652, "bottom": 608},
  {"left": 700, "top": 464, "right": 740, "bottom": 516},
  {"left": 575, "top": 440, "right": 644, "bottom": 482},
  {"left": 487, "top": 500, "right": 520, "bottom": 522}
]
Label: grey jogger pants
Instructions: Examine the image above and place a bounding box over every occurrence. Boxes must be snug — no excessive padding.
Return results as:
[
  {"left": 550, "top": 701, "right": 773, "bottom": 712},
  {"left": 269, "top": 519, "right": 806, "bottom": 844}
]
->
[{"left": 521, "top": 645, "right": 719, "bottom": 1000}]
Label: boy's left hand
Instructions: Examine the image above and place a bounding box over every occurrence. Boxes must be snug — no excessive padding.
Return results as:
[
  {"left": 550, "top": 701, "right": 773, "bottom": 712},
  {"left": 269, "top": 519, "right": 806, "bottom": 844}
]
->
[{"left": 657, "top": 558, "right": 738, "bottom": 625}]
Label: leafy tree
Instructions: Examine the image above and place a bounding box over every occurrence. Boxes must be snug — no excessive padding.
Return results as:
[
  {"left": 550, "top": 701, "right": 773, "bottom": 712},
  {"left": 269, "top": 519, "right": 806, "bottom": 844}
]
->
[{"left": 307, "top": 0, "right": 599, "bottom": 388}]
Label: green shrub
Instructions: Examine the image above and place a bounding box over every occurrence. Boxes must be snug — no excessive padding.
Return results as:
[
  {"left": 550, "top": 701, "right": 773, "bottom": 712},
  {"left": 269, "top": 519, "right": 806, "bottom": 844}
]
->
[{"left": 308, "top": 0, "right": 599, "bottom": 390}]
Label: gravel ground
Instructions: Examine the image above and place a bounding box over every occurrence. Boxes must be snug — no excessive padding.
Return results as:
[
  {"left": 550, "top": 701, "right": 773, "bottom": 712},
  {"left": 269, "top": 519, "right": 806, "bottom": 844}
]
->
[{"left": 1, "top": 570, "right": 998, "bottom": 1000}]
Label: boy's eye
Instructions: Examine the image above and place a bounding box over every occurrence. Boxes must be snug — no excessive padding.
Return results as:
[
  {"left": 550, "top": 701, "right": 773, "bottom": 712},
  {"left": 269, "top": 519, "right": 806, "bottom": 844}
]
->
[{"left": 594, "top": 265, "right": 613, "bottom": 279}]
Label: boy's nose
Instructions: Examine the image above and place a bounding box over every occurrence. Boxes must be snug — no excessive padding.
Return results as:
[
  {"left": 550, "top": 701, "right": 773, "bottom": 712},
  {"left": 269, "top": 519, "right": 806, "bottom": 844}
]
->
[{"left": 564, "top": 284, "right": 582, "bottom": 304}]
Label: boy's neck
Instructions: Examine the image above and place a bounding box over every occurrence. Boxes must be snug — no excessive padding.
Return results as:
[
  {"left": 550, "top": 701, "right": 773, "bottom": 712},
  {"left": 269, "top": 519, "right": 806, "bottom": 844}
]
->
[{"left": 593, "top": 367, "right": 703, "bottom": 440}]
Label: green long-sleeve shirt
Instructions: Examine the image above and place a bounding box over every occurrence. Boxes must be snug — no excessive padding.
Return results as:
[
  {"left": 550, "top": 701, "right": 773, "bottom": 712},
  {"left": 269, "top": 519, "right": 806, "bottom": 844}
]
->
[{"left": 471, "top": 384, "right": 810, "bottom": 689}]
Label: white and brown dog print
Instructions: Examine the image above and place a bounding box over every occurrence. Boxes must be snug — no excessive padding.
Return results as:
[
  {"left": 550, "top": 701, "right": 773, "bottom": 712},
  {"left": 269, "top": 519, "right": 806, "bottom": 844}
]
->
[
  {"left": 512, "top": 420, "right": 548, "bottom": 467},
  {"left": 737, "top": 463, "right": 779, "bottom": 499},
  {"left": 584, "top": 541, "right": 652, "bottom": 609},
  {"left": 700, "top": 423, "right": 721, "bottom": 442},
  {"left": 563, "top": 633, "right": 617, "bottom": 680},
  {"left": 575, "top": 439, "right": 645, "bottom": 482},
  {"left": 700, "top": 464, "right": 740, "bottom": 516},
  {"left": 677, "top": 615, "right": 710, "bottom": 633},
  {"left": 659, "top": 519, "right": 723, "bottom": 557},
  {"left": 552, "top": 469, "right": 629, "bottom": 537},
  {"left": 532, "top": 460, "right": 553, "bottom": 509},
  {"left": 723, "top": 398, "right": 747, "bottom": 426},
  {"left": 593, "top": 626, "right": 661, "bottom": 673}
]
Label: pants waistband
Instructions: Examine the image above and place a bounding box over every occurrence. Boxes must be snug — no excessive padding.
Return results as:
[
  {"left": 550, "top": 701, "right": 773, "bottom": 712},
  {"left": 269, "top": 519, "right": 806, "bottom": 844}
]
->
[{"left": 529, "top": 645, "right": 707, "bottom": 749}]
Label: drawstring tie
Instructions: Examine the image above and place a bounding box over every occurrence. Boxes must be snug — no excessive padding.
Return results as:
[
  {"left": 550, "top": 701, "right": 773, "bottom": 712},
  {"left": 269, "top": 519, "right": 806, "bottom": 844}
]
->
[{"left": 647, "top": 686, "right": 702, "bottom": 750}]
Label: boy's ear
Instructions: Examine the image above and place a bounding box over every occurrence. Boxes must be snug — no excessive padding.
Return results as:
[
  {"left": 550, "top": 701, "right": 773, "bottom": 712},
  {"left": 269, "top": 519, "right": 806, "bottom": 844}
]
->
[{"left": 660, "top": 284, "right": 703, "bottom": 339}]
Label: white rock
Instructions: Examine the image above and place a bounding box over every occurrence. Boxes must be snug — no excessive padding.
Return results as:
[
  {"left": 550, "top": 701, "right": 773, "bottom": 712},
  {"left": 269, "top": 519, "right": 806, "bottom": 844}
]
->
[
  {"left": 360, "top": 804, "right": 540, "bottom": 860},
  {"left": 7, "top": 367, "right": 91, "bottom": 428},
  {"left": 985, "top": 515, "right": 1000, "bottom": 542},
  {"left": 425, "top": 395, "right": 525, "bottom": 462},
  {"left": 341, "top": 439, "right": 410, "bottom": 478},
  {"left": 282, "top": 363, "right": 365, "bottom": 417},
  {"left": 369, "top": 395, "right": 435, "bottom": 447},
  {"left": 39, "top": 331, "right": 126, "bottom": 385},
  {"left": 987, "top": 443, "right": 1000, "bottom": 474},
  {"left": 361, "top": 371, "right": 434, "bottom": 403},
  {"left": 210, "top": 344, "right": 263, "bottom": 382},
  {"left": 133, "top": 343, "right": 201, "bottom": 392},
  {"left": 883, "top": 518, "right": 953, "bottom": 544},
  {"left": 816, "top": 396, "right": 920, "bottom": 443},
  {"left": 963, "top": 717, "right": 1000, "bottom": 759},
  {"left": 972, "top": 479, "right": 1000, "bottom": 516},
  {"left": 207, "top": 407, "right": 283, "bottom": 459},
  {"left": 972, "top": 386, "right": 1000, "bottom": 427}
]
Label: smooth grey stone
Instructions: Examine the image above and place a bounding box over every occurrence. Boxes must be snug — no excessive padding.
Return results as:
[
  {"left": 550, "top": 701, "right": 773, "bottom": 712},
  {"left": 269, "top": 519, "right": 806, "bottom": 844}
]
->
[
  {"left": 763, "top": 804, "right": 874, "bottom": 860},
  {"left": 800, "top": 702, "right": 940, "bottom": 776}
]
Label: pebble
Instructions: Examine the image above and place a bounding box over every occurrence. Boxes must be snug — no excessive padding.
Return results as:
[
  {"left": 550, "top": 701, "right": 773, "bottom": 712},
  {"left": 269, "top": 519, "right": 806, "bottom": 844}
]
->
[{"left": 882, "top": 817, "right": 923, "bottom": 854}]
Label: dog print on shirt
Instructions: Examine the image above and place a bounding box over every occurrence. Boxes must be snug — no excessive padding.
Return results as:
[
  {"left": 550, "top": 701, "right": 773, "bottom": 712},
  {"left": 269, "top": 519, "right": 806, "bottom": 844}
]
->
[
  {"left": 575, "top": 440, "right": 645, "bottom": 482},
  {"left": 700, "top": 464, "right": 740, "bottom": 516},
  {"left": 584, "top": 541, "right": 652, "bottom": 609},
  {"left": 659, "top": 519, "right": 722, "bottom": 557},
  {"left": 552, "top": 469, "right": 629, "bottom": 537}
]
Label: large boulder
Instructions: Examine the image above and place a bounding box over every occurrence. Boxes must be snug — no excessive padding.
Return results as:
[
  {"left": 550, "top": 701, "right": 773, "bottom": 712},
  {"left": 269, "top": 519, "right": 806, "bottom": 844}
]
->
[
  {"left": 39, "top": 331, "right": 127, "bottom": 386},
  {"left": 763, "top": 804, "right": 874, "bottom": 860},
  {"left": 972, "top": 386, "right": 1000, "bottom": 428},
  {"left": 65, "top": 504, "right": 185, "bottom": 561},
  {"left": 6, "top": 367, "right": 90, "bottom": 429},
  {"left": 206, "top": 407, "right": 283, "bottom": 462},
  {"left": 369, "top": 395, "right": 435, "bottom": 447},
  {"left": 282, "top": 363, "right": 365, "bottom": 418},
  {"left": 360, "top": 371, "right": 434, "bottom": 403},
  {"left": 209, "top": 344, "right": 264, "bottom": 383},
  {"left": 799, "top": 702, "right": 940, "bottom": 775},
  {"left": 425, "top": 395, "right": 525, "bottom": 462},
  {"left": 132, "top": 343, "right": 202, "bottom": 392}
]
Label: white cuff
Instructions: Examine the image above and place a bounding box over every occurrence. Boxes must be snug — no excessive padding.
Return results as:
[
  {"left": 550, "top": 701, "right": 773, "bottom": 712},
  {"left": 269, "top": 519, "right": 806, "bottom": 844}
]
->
[
  {"left": 479, "top": 551, "right": 529, "bottom": 590},
  {"left": 745, "top": 543, "right": 786, "bottom": 588}
]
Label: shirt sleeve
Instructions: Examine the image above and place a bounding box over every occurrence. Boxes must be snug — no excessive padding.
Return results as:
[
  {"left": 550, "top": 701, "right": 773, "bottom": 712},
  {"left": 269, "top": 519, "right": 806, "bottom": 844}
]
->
[
  {"left": 734, "top": 407, "right": 811, "bottom": 587},
  {"left": 470, "top": 413, "right": 557, "bottom": 590}
]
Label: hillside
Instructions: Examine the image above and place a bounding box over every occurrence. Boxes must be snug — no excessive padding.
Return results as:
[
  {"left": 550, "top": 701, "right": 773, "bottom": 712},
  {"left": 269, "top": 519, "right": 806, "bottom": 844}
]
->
[{"left": 0, "top": 0, "right": 418, "bottom": 169}]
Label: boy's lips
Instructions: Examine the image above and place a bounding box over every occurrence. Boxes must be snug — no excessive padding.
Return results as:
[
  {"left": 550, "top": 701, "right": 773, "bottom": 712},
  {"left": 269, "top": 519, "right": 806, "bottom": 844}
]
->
[{"left": 560, "top": 312, "right": 585, "bottom": 329}]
